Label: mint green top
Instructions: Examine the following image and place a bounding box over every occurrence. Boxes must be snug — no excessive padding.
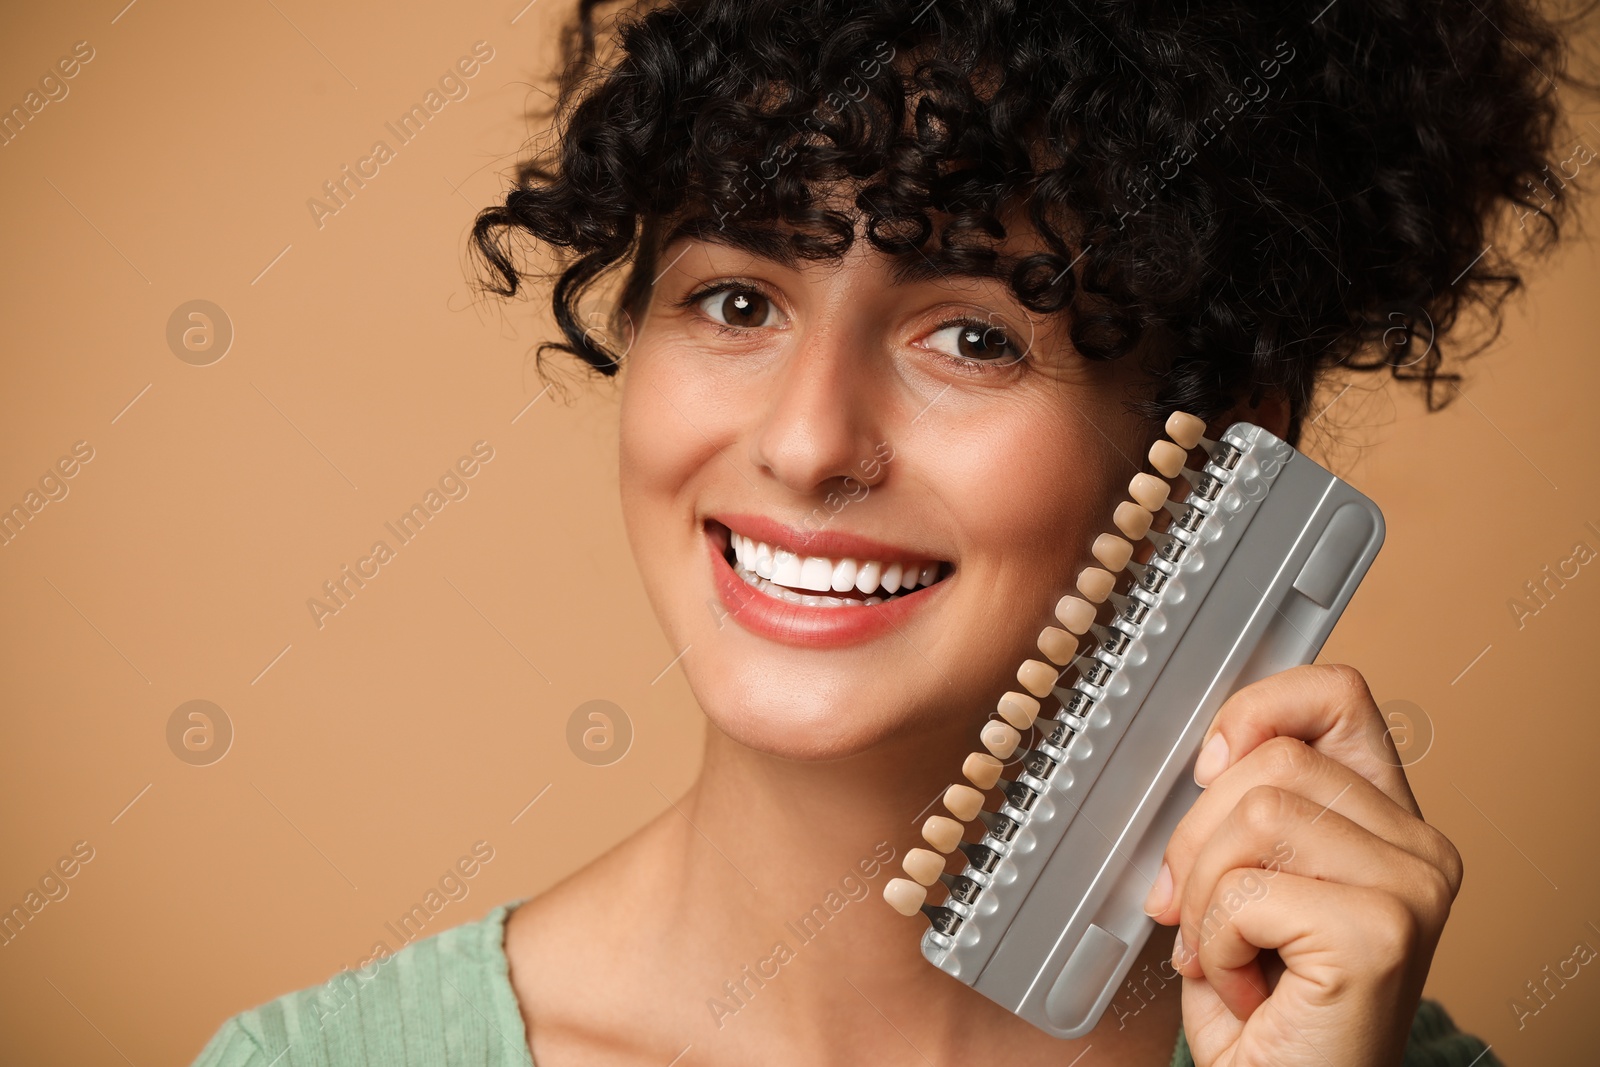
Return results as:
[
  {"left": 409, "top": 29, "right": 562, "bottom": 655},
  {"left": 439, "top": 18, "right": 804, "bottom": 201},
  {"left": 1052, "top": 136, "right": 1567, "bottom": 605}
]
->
[{"left": 191, "top": 902, "right": 1501, "bottom": 1067}]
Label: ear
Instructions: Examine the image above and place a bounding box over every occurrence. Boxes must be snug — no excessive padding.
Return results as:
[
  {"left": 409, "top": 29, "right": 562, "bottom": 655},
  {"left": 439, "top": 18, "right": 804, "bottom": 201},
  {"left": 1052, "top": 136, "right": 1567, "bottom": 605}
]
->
[{"left": 1210, "top": 389, "right": 1291, "bottom": 441}]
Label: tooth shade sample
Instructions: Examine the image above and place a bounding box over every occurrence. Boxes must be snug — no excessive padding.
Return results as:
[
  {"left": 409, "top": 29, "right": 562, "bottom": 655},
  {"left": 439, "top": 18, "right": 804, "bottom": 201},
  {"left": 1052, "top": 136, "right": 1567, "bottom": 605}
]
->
[
  {"left": 923, "top": 815, "right": 964, "bottom": 853},
  {"left": 981, "top": 720, "right": 1021, "bottom": 759},
  {"left": 1129, "top": 473, "right": 1170, "bottom": 511},
  {"left": 1017, "top": 659, "right": 1058, "bottom": 698},
  {"left": 1114, "top": 501, "right": 1153, "bottom": 539},
  {"left": 883, "top": 877, "right": 928, "bottom": 916},
  {"left": 963, "top": 751, "right": 1004, "bottom": 789},
  {"left": 1038, "top": 626, "right": 1078, "bottom": 665},
  {"left": 1077, "top": 567, "right": 1116, "bottom": 603},
  {"left": 996, "top": 691, "right": 1040, "bottom": 730},
  {"left": 944, "top": 784, "right": 985, "bottom": 821},
  {"left": 1093, "top": 533, "right": 1133, "bottom": 571},
  {"left": 830, "top": 558, "right": 859, "bottom": 592},
  {"left": 854, "top": 560, "right": 882, "bottom": 595},
  {"left": 1055, "top": 595, "right": 1097, "bottom": 634},
  {"left": 1165, "top": 411, "right": 1207, "bottom": 449},
  {"left": 903, "top": 848, "right": 946, "bottom": 886},
  {"left": 1149, "top": 440, "right": 1188, "bottom": 478}
]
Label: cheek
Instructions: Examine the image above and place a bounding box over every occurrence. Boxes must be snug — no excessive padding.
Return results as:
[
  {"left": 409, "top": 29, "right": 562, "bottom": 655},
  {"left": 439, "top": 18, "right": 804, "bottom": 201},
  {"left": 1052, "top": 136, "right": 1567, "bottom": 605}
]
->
[
  {"left": 620, "top": 349, "right": 701, "bottom": 496},
  {"left": 616, "top": 345, "right": 734, "bottom": 615},
  {"left": 618, "top": 359, "right": 689, "bottom": 566},
  {"left": 936, "top": 403, "right": 1131, "bottom": 592},
  {"left": 913, "top": 391, "right": 1144, "bottom": 698}
]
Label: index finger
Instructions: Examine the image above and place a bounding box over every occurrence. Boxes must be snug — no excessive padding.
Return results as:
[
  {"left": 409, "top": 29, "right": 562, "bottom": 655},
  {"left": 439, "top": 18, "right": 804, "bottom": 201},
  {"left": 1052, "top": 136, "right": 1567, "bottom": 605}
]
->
[{"left": 1192, "top": 663, "right": 1421, "bottom": 817}]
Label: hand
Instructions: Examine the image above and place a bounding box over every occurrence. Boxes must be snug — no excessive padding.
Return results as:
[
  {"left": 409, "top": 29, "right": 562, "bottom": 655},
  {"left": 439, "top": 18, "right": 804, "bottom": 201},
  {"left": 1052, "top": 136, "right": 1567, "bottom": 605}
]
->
[{"left": 1139, "top": 664, "right": 1464, "bottom": 1067}]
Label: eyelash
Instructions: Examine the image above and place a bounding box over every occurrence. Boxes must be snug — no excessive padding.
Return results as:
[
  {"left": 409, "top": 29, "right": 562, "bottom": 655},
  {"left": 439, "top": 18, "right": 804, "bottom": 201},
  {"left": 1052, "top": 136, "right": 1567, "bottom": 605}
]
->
[{"left": 673, "top": 281, "right": 1027, "bottom": 369}]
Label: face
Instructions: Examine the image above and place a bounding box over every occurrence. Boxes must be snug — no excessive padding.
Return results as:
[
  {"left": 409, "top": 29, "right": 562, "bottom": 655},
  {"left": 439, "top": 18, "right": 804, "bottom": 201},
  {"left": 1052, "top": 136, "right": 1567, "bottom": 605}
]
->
[{"left": 617, "top": 215, "right": 1157, "bottom": 761}]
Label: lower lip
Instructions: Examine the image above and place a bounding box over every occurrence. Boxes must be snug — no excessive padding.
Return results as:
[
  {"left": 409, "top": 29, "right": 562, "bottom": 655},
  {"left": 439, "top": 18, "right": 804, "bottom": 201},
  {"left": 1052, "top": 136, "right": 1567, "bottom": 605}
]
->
[{"left": 706, "top": 529, "right": 949, "bottom": 648}]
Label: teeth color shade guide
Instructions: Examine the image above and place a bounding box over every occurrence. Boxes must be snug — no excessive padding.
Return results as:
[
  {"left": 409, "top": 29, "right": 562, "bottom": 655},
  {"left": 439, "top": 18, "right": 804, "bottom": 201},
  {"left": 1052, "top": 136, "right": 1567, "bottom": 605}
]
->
[{"left": 877, "top": 410, "right": 1386, "bottom": 1040}]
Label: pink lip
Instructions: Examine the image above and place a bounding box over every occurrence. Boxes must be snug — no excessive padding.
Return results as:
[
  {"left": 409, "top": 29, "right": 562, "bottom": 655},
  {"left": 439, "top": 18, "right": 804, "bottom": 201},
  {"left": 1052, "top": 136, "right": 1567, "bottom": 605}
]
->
[{"left": 704, "top": 520, "right": 952, "bottom": 649}]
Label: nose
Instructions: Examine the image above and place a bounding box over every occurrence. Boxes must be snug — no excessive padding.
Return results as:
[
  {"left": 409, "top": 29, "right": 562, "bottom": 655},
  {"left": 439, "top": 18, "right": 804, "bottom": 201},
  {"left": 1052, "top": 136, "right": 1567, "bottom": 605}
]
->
[{"left": 747, "top": 311, "right": 886, "bottom": 497}]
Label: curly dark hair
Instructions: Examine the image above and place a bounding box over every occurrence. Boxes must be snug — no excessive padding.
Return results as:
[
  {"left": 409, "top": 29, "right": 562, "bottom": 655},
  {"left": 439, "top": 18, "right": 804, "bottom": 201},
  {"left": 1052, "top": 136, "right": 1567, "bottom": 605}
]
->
[{"left": 472, "top": 0, "right": 1597, "bottom": 445}]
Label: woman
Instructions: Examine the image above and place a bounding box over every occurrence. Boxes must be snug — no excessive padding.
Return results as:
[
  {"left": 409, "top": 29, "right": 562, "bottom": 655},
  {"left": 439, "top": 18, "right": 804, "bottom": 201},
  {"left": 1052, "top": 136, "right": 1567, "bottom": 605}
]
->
[{"left": 194, "top": 0, "right": 1593, "bottom": 1063}]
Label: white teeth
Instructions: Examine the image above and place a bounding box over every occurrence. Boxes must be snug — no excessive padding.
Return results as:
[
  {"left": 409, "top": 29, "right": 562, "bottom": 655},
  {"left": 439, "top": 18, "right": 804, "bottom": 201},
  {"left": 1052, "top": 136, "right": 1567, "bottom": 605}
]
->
[
  {"left": 798, "top": 556, "right": 834, "bottom": 592},
  {"left": 721, "top": 528, "right": 948, "bottom": 601},
  {"left": 771, "top": 549, "right": 802, "bottom": 588},
  {"left": 855, "top": 560, "right": 882, "bottom": 595},
  {"left": 735, "top": 566, "right": 869, "bottom": 607},
  {"left": 882, "top": 562, "right": 904, "bottom": 595}
]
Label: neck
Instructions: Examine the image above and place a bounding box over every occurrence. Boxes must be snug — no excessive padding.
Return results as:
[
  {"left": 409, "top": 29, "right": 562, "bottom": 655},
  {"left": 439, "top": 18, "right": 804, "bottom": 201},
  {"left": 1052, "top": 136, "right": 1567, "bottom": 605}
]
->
[{"left": 640, "top": 716, "right": 1181, "bottom": 1062}]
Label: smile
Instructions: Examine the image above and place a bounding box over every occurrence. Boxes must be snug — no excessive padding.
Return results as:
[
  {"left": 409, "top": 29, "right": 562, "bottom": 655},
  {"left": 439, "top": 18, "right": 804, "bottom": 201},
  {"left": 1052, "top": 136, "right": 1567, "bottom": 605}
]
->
[
  {"left": 726, "top": 531, "right": 948, "bottom": 607},
  {"left": 704, "top": 516, "right": 954, "bottom": 646}
]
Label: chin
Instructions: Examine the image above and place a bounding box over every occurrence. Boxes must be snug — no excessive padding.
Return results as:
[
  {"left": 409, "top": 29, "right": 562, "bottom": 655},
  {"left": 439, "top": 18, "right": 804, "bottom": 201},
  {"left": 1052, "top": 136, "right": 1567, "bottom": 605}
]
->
[{"left": 694, "top": 668, "right": 915, "bottom": 761}]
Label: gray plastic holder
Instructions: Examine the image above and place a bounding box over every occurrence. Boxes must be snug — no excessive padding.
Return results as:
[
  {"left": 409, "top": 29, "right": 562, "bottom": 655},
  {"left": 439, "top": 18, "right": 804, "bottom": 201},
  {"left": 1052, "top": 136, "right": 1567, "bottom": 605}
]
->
[{"left": 918, "top": 421, "right": 1385, "bottom": 1038}]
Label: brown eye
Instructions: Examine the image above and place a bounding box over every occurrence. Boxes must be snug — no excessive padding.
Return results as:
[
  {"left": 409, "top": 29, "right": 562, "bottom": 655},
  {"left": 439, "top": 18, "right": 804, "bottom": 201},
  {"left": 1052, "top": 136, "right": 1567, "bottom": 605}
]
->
[
  {"left": 698, "top": 287, "right": 781, "bottom": 329},
  {"left": 927, "top": 321, "right": 1021, "bottom": 363}
]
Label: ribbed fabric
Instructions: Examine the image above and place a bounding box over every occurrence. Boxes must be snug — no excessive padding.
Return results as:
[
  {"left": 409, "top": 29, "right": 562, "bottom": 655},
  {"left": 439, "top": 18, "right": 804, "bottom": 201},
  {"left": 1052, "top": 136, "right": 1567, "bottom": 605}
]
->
[
  {"left": 192, "top": 901, "right": 1498, "bottom": 1066},
  {"left": 1167, "top": 997, "right": 1502, "bottom": 1067},
  {"left": 189, "top": 901, "right": 532, "bottom": 1067}
]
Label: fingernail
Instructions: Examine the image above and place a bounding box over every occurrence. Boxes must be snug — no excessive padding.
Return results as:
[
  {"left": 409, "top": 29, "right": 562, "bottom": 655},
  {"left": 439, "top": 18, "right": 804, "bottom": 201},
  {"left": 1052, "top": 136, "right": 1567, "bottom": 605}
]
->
[
  {"left": 1172, "top": 928, "right": 1186, "bottom": 970},
  {"left": 1194, "top": 732, "right": 1230, "bottom": 787},
  {"left": 1142, "top": 862, "right": 1172, "bottom": 916}
]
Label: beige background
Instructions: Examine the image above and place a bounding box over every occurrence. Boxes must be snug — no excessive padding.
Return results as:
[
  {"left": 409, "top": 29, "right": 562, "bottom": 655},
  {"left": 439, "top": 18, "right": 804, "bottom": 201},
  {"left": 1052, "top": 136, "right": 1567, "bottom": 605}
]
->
[{"left": 0, "top": 1, "right": 1596, "bottom": 1063}]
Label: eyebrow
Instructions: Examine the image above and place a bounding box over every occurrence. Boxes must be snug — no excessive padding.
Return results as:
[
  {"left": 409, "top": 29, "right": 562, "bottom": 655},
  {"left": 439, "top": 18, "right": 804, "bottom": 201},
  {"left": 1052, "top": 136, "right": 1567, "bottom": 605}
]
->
[{"left": 657, "top": 215, "right": 1023, "bottom": 291}]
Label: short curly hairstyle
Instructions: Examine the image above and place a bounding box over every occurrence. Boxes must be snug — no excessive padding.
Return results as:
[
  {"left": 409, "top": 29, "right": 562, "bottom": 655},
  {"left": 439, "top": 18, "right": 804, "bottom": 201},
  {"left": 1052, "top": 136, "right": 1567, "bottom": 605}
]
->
[{"left": 472, "top": 0, "right": 1596, "bottom": 445}]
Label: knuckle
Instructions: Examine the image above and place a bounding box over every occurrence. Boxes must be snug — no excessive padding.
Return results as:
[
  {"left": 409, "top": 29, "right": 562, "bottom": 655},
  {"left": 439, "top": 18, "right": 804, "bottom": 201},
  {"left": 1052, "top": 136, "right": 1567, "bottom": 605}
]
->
[
  {"left": 1319, "top": 662, "right": 1375, "bottom": 710},
  {"left": 1427, "top": 828, "right": 1465, "bottom": 896},
  {"left": 1417, "top": 863, "right": 1455, "bottom": 920},
  {"left": 1321, "top": 965, "right": 1356, "bottom": 1002},
  {"left": 1236, "top": 784, "right": 1290, "bottom": 832},
  {"left": 1323, "top": 662, "right": 1371, "bottom": 699},
  {"left": 1368, "top": 894, "right": 1419, "bottom": 965},
  {"left": 1260, "top": 734, "right": 1315, "bottom": 782}
]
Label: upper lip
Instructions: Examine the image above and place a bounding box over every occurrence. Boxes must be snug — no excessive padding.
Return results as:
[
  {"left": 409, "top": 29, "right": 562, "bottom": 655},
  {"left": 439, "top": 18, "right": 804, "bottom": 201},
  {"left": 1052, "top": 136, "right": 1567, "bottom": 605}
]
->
[{"left": 708, "top": 512, "right": 951, "bottom": 565}]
